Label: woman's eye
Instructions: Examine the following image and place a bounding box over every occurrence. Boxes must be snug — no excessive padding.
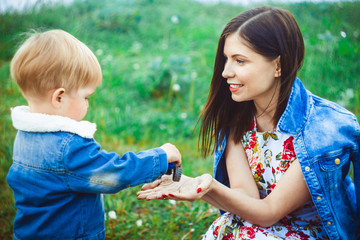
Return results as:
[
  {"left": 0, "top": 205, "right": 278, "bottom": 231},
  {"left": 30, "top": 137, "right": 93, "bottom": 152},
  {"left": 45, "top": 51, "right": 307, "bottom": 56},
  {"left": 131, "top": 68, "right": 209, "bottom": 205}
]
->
[{"left": 236, "top": 59, "right": 245, "bottom": 64}]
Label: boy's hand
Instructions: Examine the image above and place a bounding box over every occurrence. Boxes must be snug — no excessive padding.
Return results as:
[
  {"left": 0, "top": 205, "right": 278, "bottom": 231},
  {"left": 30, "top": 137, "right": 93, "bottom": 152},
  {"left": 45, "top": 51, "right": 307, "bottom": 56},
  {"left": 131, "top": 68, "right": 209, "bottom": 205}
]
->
[{"left": 160, "top": 143, "right": 181, "bottom": 167}]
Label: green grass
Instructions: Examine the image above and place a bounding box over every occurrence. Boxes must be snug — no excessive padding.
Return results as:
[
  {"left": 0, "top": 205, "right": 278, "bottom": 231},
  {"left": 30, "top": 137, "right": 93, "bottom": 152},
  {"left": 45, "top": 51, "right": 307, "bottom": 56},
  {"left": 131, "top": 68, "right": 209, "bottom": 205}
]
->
[{"left": 0, "top": 0, "right": 359, "bottom": 239}]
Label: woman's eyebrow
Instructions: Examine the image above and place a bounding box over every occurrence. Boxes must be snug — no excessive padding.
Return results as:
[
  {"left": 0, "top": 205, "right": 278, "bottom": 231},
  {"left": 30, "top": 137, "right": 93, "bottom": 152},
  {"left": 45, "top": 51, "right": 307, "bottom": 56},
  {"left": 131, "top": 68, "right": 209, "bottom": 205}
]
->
[
  {"left": 223, "top": 52, "right": 249, "bottom": 59},
  {"left": 231, "top": 53, "right": 248, "bottom": 59}
]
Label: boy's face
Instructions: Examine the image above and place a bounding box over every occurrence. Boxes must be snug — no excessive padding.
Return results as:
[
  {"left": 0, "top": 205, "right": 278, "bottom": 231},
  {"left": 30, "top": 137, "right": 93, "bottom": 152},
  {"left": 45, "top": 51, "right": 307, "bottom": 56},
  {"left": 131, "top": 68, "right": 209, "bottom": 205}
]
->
[{"left": 61, "top": 85, "right": 97, "bottom": 121}]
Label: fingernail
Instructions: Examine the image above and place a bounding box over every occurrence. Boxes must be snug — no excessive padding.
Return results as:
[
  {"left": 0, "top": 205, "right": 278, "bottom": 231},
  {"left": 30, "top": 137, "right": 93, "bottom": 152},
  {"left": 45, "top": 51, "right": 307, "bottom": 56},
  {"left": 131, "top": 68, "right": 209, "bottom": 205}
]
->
[
  {"left": 197, "top": 188, "right": 202, "bottom": 193},
  {"left": 169, "top": 194, "right": 175, "bottom": 197},
  {"left": 162, "top": 194, "right": 167, "bottom": 198}
]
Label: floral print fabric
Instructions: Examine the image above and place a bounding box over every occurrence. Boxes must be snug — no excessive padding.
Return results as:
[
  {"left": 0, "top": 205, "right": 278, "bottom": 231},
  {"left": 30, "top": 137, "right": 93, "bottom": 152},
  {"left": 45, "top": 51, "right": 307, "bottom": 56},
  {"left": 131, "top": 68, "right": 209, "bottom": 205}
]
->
[{"left": 203, "top": 121, "right": 328, "bottom": 240}]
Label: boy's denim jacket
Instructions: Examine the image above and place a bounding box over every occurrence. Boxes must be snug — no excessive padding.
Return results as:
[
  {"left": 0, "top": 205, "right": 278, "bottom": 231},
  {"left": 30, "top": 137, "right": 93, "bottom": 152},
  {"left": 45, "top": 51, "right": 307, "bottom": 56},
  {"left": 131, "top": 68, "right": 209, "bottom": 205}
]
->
[
  {"left": 213, "top": 78, "right": 360, "bottom": 240},
  {"left": 7, "top": 106, "right": 168, "bottom": 240}
]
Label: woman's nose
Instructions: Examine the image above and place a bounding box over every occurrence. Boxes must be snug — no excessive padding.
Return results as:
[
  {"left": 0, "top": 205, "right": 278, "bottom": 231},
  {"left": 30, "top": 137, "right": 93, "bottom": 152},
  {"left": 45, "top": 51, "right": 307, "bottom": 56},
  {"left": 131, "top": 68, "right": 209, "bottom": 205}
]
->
[{"left": 222, "top": 61, "right": 234, "bottom": 79}]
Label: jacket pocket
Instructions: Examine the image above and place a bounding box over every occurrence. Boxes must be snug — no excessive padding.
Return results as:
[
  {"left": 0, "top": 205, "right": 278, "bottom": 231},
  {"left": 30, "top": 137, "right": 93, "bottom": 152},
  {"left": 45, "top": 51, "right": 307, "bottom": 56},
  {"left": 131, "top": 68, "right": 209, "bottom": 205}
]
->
[
  {"left": 318, "top": 148, "right": 350, "bottom": 172},
  {"left": 317, "top": 148, "right": 352, "bottom": 192}
]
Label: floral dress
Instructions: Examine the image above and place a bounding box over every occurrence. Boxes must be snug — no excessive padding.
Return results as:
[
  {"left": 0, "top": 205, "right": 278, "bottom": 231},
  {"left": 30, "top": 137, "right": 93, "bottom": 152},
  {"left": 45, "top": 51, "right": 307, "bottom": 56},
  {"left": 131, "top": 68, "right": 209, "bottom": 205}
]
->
[{"left": 203, "top": 121, "right": 329, "bottom": 240}]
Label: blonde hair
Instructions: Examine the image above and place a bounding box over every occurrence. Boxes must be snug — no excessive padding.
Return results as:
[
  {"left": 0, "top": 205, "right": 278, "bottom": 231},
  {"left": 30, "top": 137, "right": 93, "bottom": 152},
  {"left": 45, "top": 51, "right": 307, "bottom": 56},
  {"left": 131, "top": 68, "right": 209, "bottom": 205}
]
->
[{"left": 11, "top": 29, "right": 102, "bottom": 98}]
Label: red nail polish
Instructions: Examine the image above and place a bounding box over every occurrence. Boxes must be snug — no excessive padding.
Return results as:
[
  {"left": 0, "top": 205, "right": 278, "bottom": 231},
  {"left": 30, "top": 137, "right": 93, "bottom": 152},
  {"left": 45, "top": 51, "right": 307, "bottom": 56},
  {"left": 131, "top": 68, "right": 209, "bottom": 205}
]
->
[
  {"left": 162, "top": 194, "right": 167, "bottom": 198},
  {"left": 197, "top": 188, "right": 202, "bottom": 193},
  {"left": 169, "top": 194, "right": 175, "bottom": 197}
]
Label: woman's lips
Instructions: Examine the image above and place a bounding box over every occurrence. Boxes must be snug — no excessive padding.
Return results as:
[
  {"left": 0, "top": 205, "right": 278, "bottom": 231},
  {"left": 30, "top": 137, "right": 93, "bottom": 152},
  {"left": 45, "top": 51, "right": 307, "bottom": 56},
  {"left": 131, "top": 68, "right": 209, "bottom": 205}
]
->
[{"left": 229, "top": 84, "right": 244, "bottom": 92}]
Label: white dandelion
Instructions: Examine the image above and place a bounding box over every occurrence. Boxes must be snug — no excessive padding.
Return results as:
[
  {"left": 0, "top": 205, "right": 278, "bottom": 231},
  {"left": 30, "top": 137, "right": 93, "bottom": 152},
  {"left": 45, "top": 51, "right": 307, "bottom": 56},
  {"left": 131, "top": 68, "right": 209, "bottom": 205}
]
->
[
  {"left": 172, "top": 83, "right": 181, "bottom": 92},
  {"left": 108, "top": 210, "right": 117, "bottom": 220},
  {"left": 340, "top": 31, "right": 347, "bottom": 38},
  {"left": 170, "top": 15, "right": 180, "bottom": 24},
  {"left": 180, "top": 112, "right": 187, "bottom": 120},
  {"left": 136, "top": 219, "right": 143, "bottom": 227}
]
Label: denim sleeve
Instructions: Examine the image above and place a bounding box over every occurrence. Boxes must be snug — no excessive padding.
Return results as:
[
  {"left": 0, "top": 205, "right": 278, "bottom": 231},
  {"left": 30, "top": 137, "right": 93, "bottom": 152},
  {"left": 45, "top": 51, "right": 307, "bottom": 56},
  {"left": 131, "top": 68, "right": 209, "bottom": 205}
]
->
[
  {"left": 355, "top": 120, "right": 360, "bottom": 223},
  {"left": 352, "top": 117, "right": 360, "bottom": 237},
  {"left": 61, "top": 135, "right": 168, "bottom": 193}
]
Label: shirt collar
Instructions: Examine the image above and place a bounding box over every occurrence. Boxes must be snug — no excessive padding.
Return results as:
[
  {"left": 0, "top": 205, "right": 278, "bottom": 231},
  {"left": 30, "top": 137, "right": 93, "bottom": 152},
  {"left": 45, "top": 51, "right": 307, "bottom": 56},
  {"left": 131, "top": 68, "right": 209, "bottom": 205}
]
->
[
  {"left": 11, "top": 106, "right": 97, "bottom": 138},
  {"left": 277, "top": 77, "right": 312, "bottom": 135}
]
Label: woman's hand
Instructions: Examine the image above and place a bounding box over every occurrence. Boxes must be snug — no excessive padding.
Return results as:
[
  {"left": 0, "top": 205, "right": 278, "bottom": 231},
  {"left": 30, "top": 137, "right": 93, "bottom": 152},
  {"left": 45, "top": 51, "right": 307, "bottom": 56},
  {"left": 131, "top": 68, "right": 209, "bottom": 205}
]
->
[{"left": 137, "top": 174, "right": 213, "bottom": 201}]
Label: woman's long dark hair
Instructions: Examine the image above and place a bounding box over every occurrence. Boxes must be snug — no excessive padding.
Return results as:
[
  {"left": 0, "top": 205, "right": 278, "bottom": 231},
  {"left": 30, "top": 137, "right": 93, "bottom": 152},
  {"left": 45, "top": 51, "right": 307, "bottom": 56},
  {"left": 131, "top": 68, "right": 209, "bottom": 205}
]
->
[{"left": 199, "top": 6, "right": 305, "bottom": 157}]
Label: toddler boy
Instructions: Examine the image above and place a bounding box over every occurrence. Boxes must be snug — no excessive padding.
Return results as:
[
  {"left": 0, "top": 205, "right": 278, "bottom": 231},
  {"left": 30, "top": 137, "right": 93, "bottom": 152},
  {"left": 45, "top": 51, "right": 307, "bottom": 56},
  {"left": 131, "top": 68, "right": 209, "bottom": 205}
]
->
[{"left": 7, "top": 29, "right": 181, "bottom": 240}]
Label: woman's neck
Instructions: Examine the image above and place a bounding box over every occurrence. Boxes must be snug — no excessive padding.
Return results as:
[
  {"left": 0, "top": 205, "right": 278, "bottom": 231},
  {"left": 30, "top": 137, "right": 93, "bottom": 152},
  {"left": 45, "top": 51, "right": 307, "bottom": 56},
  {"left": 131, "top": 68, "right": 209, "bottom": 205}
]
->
[
  {"left": 254, "top": 103, "right": 277, "bottom": 132},
  {"left": 254, "top": 83, "right": 280, "bottom": 132},
  {"left": 255, "top": 114, "right": 275, "bottom": 132}
]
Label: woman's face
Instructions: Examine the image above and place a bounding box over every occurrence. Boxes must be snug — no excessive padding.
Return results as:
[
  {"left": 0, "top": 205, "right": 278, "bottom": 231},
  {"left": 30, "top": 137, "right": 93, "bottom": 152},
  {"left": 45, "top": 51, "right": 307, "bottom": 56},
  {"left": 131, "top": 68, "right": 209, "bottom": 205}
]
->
[{"left": 222, "top": 33, "right": 281, "bottom": 109}]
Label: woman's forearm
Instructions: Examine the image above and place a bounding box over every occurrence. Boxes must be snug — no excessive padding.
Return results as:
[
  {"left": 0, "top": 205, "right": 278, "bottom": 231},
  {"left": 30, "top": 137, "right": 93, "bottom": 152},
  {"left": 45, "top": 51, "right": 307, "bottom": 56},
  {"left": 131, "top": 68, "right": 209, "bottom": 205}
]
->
[
  {"left": 201, "top": 160, "right": 311, "bottom": 227},
  {"left": 201, "top": 190, "right": 226, "bottom": 212},
  {"left": 201, "top": 178, "right": 279, "bottom": 227}
]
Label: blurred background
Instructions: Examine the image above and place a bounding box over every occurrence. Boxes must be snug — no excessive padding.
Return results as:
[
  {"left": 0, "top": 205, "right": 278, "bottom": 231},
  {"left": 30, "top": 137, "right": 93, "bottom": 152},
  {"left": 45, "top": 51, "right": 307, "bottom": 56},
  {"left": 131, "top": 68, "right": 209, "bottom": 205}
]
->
[{"left": 0, "top": 0, "right": 359, "bottom": 239}]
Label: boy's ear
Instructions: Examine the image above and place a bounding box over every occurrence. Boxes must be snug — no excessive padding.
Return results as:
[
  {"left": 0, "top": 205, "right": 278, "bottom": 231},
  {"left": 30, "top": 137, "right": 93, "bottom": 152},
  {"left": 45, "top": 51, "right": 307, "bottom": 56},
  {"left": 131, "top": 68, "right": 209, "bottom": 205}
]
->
[
  {"left": 51, "top": 88, "right": 66, "bottom": 108},
  {"left": 274, "top": 56, "right": 281, "bottom": 77}
]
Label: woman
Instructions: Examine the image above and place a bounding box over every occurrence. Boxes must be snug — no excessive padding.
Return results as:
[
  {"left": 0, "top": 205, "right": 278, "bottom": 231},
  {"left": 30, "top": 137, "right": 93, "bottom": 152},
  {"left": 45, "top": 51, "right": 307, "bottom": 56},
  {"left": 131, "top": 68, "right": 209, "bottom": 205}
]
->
[{"left": 137, "top": 6, "right": 359, "bottom": 240}]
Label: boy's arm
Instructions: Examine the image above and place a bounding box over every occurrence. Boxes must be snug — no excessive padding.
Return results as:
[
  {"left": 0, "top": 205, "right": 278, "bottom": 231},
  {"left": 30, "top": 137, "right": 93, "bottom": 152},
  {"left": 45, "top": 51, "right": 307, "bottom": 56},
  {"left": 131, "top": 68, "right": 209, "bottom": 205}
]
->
[{"left": 62, "top": 135, "right": 168, "bottom": 193}]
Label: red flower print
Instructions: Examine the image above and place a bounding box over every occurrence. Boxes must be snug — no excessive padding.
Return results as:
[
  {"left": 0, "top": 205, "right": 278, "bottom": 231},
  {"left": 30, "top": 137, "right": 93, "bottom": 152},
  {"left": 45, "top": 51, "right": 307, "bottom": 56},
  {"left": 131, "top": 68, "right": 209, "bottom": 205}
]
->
[
  {"left": 281, "top": 216, "right": 291, "bottom": 226},
  {"left": 266, "top": 183, "right": 277, "bottom": 194},
  {"left": 249, "top": 120, "right": 255, "bottom": 131},
  {"left": 241, "top": 226, "right": 256, "bottom": 239},
  {"left": 249, "top": 131, "right": 257, "bottom": 149},
  {"left": 213, "top": 226, "right": 219, "bottom": 237},
  {"left": 277, "top": 136, "right": 296, "bottom": 173},
  {"left": 297, "top": 231, "right": 310, "bottom": 239},
  {"left": 282, "top": 136, "right": 296, "bottom": 161},
  {"left": 285, "top": 230, "right": 310, "bottom": 240},
  {"left": 222, "top": 233, "right": 235, "bottom": 240},
  {"left": 255, "top": 163, "right": 265, "bottom": 176},
  {"left": 281, "top": 161, "right": 290, "bottom": 169}
]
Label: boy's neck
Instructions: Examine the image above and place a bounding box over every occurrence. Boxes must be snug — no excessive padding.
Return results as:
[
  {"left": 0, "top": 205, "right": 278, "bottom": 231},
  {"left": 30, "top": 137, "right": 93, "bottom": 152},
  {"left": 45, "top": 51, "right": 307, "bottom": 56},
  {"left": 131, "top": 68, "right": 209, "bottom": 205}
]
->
[{"left": 26, "top": 93, "right": 57, "bottom": 115}]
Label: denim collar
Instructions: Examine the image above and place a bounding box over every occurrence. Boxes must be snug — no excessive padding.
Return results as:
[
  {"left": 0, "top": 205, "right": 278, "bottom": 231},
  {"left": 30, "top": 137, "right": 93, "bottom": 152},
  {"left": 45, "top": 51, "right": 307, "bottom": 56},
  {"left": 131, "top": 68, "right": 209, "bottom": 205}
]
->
[
  {"left": 11, "top": 106, "right": 97, "bottom": 138},
  {"left": 276, "top": 77, "right": 311, "bottom": 135}
]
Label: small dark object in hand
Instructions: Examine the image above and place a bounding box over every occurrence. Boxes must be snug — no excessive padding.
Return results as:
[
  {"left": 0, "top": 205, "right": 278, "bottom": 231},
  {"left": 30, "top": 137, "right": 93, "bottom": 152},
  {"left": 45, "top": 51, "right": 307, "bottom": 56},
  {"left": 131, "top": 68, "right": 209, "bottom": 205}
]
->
[{"left": 166, "top": 162, "right": 182, "bottom": 181}]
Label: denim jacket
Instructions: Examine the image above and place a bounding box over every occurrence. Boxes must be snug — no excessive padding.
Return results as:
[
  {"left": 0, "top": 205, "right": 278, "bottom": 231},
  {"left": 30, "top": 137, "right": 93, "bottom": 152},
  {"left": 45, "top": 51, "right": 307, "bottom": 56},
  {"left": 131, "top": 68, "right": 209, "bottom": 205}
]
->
[
  {"left": 7, "top": 106, "right": 168, "bottom": 240},
  {"left": 213, "top": 78, "right": 360, "bottom": 240}
]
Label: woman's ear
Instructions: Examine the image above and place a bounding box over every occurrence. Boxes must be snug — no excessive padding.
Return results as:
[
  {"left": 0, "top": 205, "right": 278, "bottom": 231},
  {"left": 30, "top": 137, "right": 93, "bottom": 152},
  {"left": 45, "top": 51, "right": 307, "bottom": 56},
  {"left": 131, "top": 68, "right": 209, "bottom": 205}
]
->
[
  {"left": 274, "top": 56, "right": 281, "bottom": 77},
  {"left": 51, "top": 88, "right": 66, "bottom": 109}
]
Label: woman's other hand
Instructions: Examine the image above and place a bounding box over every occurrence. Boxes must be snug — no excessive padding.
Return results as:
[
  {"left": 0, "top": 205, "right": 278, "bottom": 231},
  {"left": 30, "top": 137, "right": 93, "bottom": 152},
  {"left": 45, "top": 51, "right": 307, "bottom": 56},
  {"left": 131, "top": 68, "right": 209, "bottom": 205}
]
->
[{"left": 137, "top": 174, "right": 213, "bottom": 202}]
